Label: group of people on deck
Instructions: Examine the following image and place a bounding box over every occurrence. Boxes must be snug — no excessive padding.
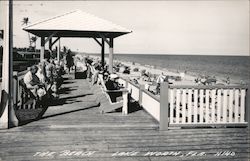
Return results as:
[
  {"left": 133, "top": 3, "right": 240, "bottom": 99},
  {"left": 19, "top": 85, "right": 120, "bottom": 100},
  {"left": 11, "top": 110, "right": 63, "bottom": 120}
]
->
[
  {"left": 23, "top": 52, "right": 64, "bottom": 102},
  {"left": 84, "top": 56, "right": 123, "bottom": 102}
]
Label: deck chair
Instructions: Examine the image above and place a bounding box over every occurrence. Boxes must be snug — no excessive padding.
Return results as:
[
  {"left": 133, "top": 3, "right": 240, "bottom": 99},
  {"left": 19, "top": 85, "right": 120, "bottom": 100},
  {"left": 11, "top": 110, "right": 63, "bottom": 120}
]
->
[{"left": 97, "top": 74, "right": 128, "bottom": 114}]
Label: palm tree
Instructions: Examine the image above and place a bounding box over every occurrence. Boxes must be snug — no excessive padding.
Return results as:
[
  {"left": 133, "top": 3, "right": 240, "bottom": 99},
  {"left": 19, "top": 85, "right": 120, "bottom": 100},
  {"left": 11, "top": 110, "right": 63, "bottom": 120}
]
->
[
  {"left": 21, "top": 17, "right": 32, "bottom": 49},
  {"left": 30, "top": 36, "right": 37, "bottom": 50},
  {"left": 21, "top": 17, "right": 29, "bottom": 25}
]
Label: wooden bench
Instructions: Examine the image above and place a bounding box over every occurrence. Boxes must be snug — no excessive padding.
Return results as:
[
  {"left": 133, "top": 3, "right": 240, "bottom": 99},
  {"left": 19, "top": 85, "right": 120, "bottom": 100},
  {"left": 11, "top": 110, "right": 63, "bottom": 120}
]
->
[
  {"left": 97, "top": 74, "right": 129, "bottom": 114},
  {"left": 18, "top": 79, "right": 38, "bottom": 109}
]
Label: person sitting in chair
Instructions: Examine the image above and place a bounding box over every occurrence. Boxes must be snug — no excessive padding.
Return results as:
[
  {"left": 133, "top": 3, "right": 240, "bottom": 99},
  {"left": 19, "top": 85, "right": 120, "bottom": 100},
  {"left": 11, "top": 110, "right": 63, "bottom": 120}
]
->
[
  {"left": 105, "top": 74, "right": 122, "bottom": 102},
  {"left": 24, "top": 65, "right": 46, "bottom": 99}
]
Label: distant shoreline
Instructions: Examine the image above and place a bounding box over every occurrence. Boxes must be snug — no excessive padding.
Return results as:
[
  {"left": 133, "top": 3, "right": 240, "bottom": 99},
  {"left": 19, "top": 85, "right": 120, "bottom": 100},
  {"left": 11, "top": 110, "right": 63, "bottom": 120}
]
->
[
  {"left": 87, "top": 53, "right": 249, "bottom": 57},
  {"left": 88, "top": 54, "right": 249, "bottom": 85}
]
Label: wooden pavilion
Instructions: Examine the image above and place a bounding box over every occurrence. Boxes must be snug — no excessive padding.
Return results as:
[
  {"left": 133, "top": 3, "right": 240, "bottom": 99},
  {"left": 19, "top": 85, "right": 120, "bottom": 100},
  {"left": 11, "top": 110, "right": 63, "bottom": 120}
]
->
[{"left": 23, "top": 10, "right": 132, "bottom": 73}]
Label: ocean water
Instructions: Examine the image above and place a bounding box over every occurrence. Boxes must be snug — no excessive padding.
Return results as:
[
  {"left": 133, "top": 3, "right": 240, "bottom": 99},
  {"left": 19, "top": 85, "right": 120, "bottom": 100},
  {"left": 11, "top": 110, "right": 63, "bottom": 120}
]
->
[{"left": 109, "top": 54, "right": 250, "bottom": 83}]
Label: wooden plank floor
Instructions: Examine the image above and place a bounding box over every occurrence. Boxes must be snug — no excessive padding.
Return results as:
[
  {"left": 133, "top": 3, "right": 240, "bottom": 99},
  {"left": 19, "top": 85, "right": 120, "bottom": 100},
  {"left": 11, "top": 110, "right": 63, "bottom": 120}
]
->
[{"left": 0, "top": 74, "right": 249, "bottom": 161}]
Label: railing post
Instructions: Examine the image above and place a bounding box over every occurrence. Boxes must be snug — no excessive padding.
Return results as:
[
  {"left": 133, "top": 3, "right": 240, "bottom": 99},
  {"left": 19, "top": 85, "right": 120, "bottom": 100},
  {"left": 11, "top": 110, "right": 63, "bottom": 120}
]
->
[
  {"left": 160, "top": 82, "right": 169, "bottom": 130},
  {"left": 13, "top": 71, "right": 18, "bottom": 108},
  {"left": 139, "top": 84, "right": 145, "bottom": 106},
  {"left": 125, "top": 80, "right": 128, "bottom": 89},
  {"left": 246, "top": 87, "right": 250, "bottom": 128},
  {"left": 122, "top": 91, "right": 128, "bottom": 115},
  {"left": 122, "top": 80, "right": 129, "bottom": 115}
]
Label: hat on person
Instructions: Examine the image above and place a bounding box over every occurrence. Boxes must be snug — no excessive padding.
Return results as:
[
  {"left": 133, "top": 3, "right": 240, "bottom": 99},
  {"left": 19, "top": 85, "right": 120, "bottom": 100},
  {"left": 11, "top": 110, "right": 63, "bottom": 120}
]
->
[
  {"left": 30, "top": 65, "right": 38, "bottom": 71},
  {"left": 110, "top": 74, "right": 119, "bottom": 79}
]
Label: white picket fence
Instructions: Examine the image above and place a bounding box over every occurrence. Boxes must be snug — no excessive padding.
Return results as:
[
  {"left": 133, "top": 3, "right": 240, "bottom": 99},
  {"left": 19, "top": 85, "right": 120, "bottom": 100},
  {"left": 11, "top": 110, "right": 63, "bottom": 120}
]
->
[
  {"left": 118, "top": 77, "right": 249, "bottom": 129},
  {"left": 168, "top": 86, "right": 248, "bottom": 126}
]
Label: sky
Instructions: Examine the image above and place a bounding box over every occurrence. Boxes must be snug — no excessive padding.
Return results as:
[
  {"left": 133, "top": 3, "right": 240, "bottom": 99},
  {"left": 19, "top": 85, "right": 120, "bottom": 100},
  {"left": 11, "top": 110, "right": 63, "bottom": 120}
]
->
[{"left": 0, "top": 0, "right": 249, "bottom": 56}]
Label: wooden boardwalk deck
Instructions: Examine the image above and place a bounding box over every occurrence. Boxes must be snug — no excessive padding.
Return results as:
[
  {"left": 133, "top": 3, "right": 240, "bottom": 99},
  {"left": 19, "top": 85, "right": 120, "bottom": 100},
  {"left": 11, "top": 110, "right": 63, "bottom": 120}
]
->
[{"left": 0, "top": 74, "right": 249, "bottom": 161}]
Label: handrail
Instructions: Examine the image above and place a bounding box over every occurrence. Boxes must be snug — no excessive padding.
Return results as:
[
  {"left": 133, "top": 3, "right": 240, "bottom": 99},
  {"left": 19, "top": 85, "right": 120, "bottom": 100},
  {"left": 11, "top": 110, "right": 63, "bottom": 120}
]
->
[
  {"left": 105, "top": 89, "right": 128, "bottom": 93},
  {"left": 141, "top": 88, "right": 160, "bottom": 102},
  {"left": 0, "top": 70, "right": 28, "bottom": 83},
  {"left": 119, "top": 77, "right": 140, "bottom": 89},
  {"left": 118, "top": 76, "right": 249, "bottom": 130},
  {"left": 119, "top": 77, "right": 159, "bottom": 101},
  {"left": 169, "top": 84, "right": 248, "bottom": 89}
]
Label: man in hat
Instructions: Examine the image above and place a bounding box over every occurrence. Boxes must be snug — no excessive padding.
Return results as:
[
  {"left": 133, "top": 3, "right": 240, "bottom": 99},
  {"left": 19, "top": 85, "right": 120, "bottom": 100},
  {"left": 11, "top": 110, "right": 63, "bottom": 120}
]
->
[
  {"left": 105, "top": 74, "right": 120, "bottom": 90},
  {"left": 105, "top": 74, "right": 122, "bottom": 102}
]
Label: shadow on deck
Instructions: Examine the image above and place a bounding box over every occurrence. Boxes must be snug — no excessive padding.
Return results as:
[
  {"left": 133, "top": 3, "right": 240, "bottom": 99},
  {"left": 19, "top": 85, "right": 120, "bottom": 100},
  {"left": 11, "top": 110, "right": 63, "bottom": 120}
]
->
[{"left": 0, "top": 74, "right": 249, "bottom": 161}]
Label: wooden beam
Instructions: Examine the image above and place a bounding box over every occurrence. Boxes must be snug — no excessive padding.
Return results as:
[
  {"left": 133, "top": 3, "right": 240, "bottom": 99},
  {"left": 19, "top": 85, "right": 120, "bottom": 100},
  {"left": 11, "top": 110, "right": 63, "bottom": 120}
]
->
[
  {"left": 93, "top": 37, "right": 102, "bottom": 47},
  {"left": 160, "top": 82, "right": 169, "bottom": 130},
  {"left": 101, "top": 38, "right": 105, "bottom": 69},
  {"left": 51, "top": 37, "right": 60, "bottom": 47},
  {"left": 57, "top": 38, "right": 60, "bottom": 61},
  {"left": 45, "top": 31, "right": 57, "bottom": 44},
  {"left": 49, "top": 38, "right": 52, "bottom": 51},
  {"left": 40, "top": 36, "right": 45, "bottom": 62},
  {"left": 99, "top": 33, "right": 111, "bottom": 46},
  {"left": 8, "top": 0, "right": 19, "bottom": 128}
]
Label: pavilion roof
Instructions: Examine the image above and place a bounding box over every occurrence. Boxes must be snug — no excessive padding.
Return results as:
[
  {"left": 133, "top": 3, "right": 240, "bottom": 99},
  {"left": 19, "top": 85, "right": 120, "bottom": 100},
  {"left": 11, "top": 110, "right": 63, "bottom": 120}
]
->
[{"left": 23, "top": 10, "right": 132, "bottom": 38}]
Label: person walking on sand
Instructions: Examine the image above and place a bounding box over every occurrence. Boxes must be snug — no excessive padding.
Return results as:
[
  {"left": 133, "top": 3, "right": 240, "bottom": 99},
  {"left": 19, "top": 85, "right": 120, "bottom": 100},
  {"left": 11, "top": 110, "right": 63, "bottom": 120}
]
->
[{"left": 156, "top": 72, "right": 167, "bottom": 94}]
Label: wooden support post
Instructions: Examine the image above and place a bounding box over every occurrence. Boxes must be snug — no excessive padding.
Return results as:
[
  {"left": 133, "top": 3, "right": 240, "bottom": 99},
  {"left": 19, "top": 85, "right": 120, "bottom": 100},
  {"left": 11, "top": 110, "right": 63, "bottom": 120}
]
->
[
  {"left": 246, "top": 87, "right": 250, "bottom": 128},
  {"left": 101, "top": 38, "right": 105, "bottom": 69},
  {"left": 51, "top": 37, "right": 60, "bottom": 47},
  {"left": 0, "top": 0, "right": 18, "bottom": 129},
  {"left": 40, "top": 36, "right": 45, "bottom": 62},
  {"left": 139, "top": 85, "right": 145, "bottom": 106},
  {"left": 93, "top": 37, "right": 102, "bottom": 47},
  {"left": 122, "top": 91, "right": 128, "bottom": 115},
  {"left": 57, "top": 38, "right": 60, "bottom": 61},
  {"left": 17, "top": 74, "right": 21, "bottom": 109},
  {"left": 13, "top": 72, "right": 18, "bottom": 107},
  {"left": 109, "top": 38, "right": 114, "bottom": 73},
  {"left": 160, "top": 82, "right": 169, "bottom": 130},
  {"left": 49, "top": 38, "right": 52, "bottom": 51},
  {"left": 44, "top": 32, "right": 57, "bottom": 44}
]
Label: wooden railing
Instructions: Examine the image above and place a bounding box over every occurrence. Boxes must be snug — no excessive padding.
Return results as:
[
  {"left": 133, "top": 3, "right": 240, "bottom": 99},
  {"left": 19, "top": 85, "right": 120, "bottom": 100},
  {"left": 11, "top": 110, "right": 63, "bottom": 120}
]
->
[
  {"left": 14, "top": 70, "right": 38, "bottom": 109},
  {"left": 118, "top": 77, "right": 249, "bottom": 130},
  {"left": 0, "top": 70, "right": 37, "bottom": 110},
  {"left": 168, "top": 85, "right": 248, "bottom": 127}
]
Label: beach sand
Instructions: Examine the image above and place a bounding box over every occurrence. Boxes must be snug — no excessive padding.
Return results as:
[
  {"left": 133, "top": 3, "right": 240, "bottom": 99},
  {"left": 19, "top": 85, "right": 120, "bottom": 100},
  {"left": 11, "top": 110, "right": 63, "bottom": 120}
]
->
[{"left": 89, "top": 55, "right": 244, "bottom": 88}]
